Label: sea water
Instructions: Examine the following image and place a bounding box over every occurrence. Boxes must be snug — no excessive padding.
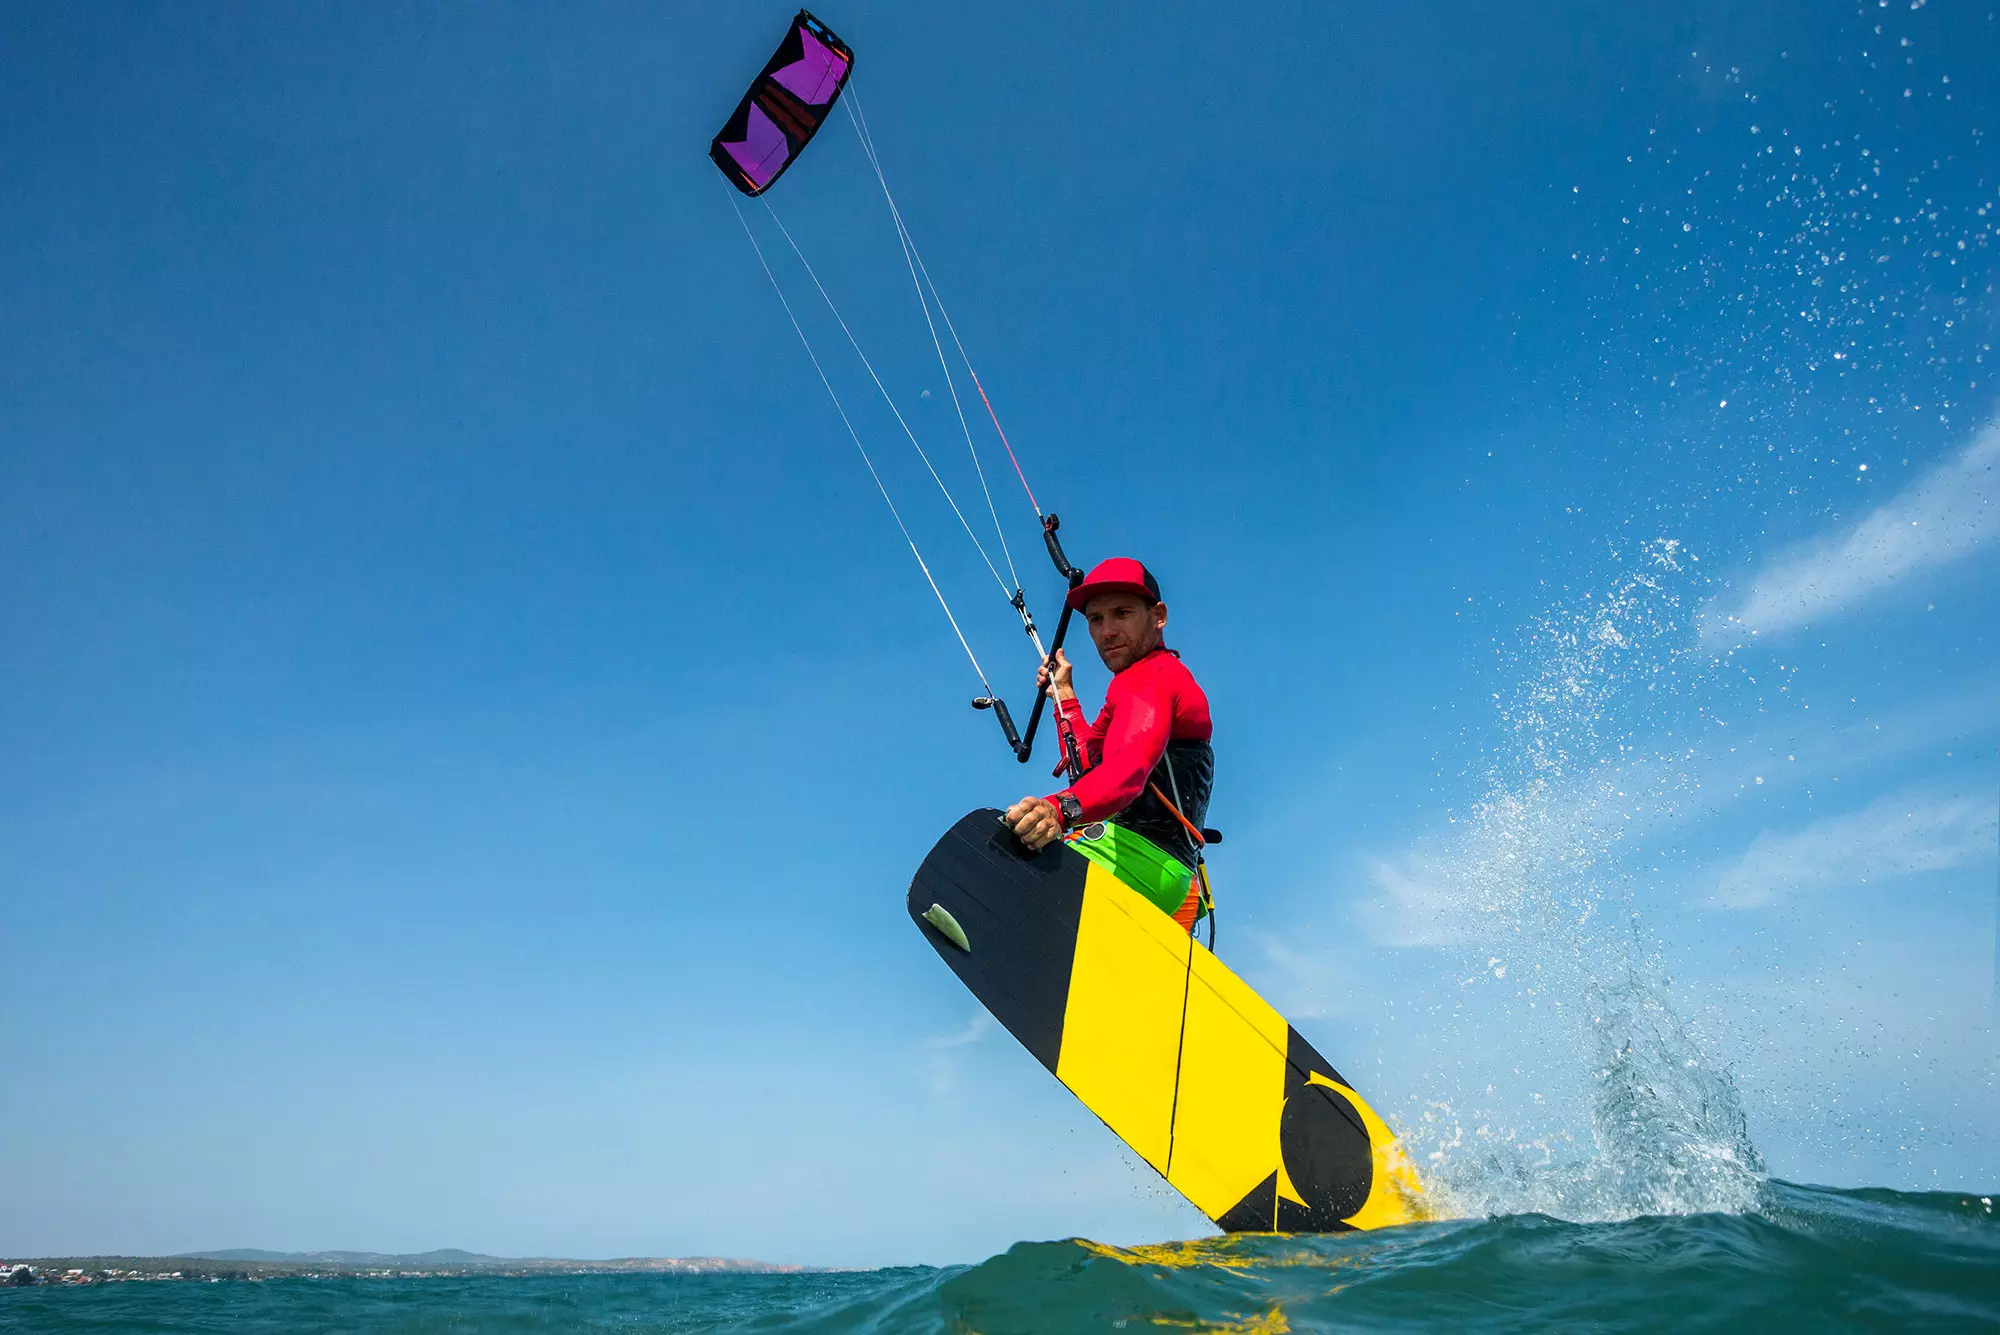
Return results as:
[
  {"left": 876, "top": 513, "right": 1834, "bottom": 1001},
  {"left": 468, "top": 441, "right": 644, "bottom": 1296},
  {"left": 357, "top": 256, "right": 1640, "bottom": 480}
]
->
[{"left": 4, "top": 1186, "right": 1996, "bottom": 1334}]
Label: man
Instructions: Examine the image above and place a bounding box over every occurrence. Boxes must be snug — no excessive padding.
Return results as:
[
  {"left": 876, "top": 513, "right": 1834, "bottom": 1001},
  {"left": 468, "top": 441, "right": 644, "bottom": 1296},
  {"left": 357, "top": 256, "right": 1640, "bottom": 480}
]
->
[{"left": 1004, "top": 558, "right": 1214, "bottom": 930}]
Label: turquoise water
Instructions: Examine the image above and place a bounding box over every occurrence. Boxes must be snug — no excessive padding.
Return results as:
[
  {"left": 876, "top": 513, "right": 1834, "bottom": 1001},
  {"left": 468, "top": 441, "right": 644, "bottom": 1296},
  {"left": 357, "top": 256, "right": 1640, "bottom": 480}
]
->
[{"left": 6, "top": 1182, "right": 1994, "bottom": 1333}]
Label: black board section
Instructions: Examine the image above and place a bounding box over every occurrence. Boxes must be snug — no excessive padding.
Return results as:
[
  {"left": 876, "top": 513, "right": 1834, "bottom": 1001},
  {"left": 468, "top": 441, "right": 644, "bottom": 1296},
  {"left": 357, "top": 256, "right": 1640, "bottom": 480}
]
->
[{"left": 905, "top": 809, "right": 1087, "bottom": 1073}]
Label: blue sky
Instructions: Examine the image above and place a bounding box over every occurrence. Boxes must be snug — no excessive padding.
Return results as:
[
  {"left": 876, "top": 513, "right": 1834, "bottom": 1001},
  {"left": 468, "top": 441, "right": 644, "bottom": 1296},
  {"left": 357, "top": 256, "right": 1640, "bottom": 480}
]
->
[{"left": 2, "top": 0, "right": 1995, "bottom": 1267}]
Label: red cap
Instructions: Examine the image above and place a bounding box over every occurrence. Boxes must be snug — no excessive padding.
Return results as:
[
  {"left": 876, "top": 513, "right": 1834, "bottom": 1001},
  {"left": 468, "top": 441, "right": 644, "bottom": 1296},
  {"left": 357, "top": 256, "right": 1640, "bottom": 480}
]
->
[{"left": 1065, "top": 557, "right": 1162, "bottom": 612}]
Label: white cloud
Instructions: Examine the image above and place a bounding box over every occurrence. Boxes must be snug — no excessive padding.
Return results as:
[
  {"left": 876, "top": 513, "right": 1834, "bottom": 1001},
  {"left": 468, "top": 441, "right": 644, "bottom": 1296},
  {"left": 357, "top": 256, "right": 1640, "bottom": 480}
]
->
[
  {"left": 919, "top": 1009, "right": 993, "bottom": 1100},
  {"left": 1350, "top": 683, "right": 2000, "bottom": 945},
  {"left": 1245, "top": 926, "right": 1377, "bottom": 1019},
  {"left": 920, "top": 1010, "right": 993, "bottom": 1050},
  {"left": 1357, "top": 855, "right": 1467, "bottom": 949},
  {"left": 1709, "top": 786, "right": 1998, "bottom": 909},
  {"left": 1702, "top": 422, "right": 2000, "bottom": 645}
]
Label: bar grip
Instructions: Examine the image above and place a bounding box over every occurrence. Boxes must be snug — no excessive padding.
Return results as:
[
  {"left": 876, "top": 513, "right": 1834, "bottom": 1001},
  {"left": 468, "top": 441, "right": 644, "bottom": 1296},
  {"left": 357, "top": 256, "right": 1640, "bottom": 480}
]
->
[
  {"left": 973, "top": 695, "right": 1023, "bottom": 752},
  {"left": 989, "top": 696, "right": 1022, "bottom": 752}
]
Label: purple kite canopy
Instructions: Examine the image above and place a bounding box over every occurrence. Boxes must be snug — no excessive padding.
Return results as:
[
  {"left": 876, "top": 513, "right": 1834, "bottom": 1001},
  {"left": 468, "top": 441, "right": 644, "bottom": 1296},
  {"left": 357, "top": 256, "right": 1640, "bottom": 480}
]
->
[{"left": 710, "top": 10, "right": 855, "bottom": 197}]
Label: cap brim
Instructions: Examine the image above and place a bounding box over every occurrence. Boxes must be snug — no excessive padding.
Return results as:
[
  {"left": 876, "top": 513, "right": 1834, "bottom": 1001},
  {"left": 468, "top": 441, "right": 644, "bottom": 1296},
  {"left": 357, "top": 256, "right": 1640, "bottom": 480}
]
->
[{"left": 1065, "top": 581, "right": 1158, "bottom": 612}]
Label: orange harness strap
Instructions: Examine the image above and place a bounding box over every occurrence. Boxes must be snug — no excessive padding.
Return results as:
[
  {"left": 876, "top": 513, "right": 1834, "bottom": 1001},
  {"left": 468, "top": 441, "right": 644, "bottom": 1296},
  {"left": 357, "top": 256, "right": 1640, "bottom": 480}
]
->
[{"left": 1148, "top": 782, "right": 1216, "bottom": 935}]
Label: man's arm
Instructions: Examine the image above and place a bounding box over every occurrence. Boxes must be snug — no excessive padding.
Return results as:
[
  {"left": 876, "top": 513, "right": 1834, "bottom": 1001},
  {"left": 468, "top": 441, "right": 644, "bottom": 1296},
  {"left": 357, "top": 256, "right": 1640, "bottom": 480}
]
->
[
  {"left": 1049, "top": 676, "right": 1171, "bottom": 826},
  {"left": 1010, "top": 692, "right": 1162, "bottom": 853}
]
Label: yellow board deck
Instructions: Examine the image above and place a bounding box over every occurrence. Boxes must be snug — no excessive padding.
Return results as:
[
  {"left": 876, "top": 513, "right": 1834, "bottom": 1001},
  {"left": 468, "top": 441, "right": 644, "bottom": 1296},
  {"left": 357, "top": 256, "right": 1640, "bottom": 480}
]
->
[{"left": 907, "top": 809, "right": 1428, "bottom": 1232}]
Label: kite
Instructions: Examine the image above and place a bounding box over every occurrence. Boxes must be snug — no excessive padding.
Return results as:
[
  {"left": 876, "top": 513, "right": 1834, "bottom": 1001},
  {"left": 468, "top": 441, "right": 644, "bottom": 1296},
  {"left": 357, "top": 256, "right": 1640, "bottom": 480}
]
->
[{"left": 710, "top": 10, "right": 854, "bottom": 196}]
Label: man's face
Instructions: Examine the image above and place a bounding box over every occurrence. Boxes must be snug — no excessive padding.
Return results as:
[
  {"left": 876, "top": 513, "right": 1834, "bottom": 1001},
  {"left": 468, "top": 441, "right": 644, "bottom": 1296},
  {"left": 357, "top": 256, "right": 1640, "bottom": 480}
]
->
[{"left": 1083, "top": 592, "right": 1167, "bottom": 673}]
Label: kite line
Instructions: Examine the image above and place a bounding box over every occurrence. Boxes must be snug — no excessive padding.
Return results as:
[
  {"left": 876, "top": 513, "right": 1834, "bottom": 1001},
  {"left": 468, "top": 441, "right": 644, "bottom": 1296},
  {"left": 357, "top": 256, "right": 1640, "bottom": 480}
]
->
[
  {"left": 709, "top": 10, "right": 1087, "bottom": 763},
  {"left": 725, "top": 183, "right": 996, "bottom": 699}
]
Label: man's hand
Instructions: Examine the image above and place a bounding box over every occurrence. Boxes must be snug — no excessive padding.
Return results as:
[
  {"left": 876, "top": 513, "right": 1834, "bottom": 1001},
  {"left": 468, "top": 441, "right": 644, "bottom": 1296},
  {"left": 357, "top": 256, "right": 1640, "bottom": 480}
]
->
[
  {"left": 1037, "top": 648, "right": 1077, "bottom": 703},
  {"left": 1005, "top": 794, "right": 1064, "bottom": 851}
]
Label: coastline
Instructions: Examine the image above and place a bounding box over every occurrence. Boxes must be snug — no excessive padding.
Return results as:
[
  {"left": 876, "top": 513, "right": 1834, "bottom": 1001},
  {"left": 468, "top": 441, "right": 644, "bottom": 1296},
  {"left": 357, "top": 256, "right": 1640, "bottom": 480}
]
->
[{"left": 2, "top": 1252, "right": 803, "bottom": 1286}]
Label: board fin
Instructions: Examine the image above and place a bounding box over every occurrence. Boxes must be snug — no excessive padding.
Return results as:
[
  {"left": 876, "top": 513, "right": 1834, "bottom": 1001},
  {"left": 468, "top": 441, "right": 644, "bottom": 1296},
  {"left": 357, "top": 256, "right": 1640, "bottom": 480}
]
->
[{"left": 922, "top": 903, "right": 971, "bottom": 952}]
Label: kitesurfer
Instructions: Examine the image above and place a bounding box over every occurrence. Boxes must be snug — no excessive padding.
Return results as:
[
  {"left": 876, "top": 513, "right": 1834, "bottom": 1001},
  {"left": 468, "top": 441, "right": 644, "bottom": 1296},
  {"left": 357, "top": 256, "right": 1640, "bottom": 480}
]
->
[{"left": 1004, "top": 558, "right": 1215, "bottom": 930}]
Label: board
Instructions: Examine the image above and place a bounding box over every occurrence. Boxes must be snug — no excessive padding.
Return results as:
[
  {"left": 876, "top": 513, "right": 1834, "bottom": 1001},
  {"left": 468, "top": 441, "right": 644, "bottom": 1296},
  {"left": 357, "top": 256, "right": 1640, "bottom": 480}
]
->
[{"left": 907, "top": 809, "right": 1429, "bottom": 1232}]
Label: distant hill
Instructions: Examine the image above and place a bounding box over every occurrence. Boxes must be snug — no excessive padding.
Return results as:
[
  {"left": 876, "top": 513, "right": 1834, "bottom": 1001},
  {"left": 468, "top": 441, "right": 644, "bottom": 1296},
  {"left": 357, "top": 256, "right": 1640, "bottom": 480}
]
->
[{"left": 179, "top": 1249, "right": 504, "bottom": 1266}]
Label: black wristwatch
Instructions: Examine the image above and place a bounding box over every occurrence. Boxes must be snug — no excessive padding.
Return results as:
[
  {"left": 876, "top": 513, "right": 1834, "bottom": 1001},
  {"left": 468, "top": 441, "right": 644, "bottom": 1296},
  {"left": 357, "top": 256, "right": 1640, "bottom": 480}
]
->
[{"left": 1057, "top": 793, "right": 1083, "bottom": 830}]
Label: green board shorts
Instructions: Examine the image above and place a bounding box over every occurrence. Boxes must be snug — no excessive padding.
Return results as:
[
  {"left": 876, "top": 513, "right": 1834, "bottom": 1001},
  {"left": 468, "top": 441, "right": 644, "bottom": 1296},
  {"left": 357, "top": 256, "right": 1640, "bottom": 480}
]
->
[{"left": 1061, "top": 819, "right": 1204, "bottom": 922}]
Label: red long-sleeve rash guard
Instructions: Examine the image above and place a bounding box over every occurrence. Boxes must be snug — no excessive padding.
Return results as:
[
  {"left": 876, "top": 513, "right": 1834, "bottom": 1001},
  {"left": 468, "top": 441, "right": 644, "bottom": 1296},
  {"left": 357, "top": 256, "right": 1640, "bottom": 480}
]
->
[{"left": 1047, "top": 647, "right": 1212, "bottom": 826}]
